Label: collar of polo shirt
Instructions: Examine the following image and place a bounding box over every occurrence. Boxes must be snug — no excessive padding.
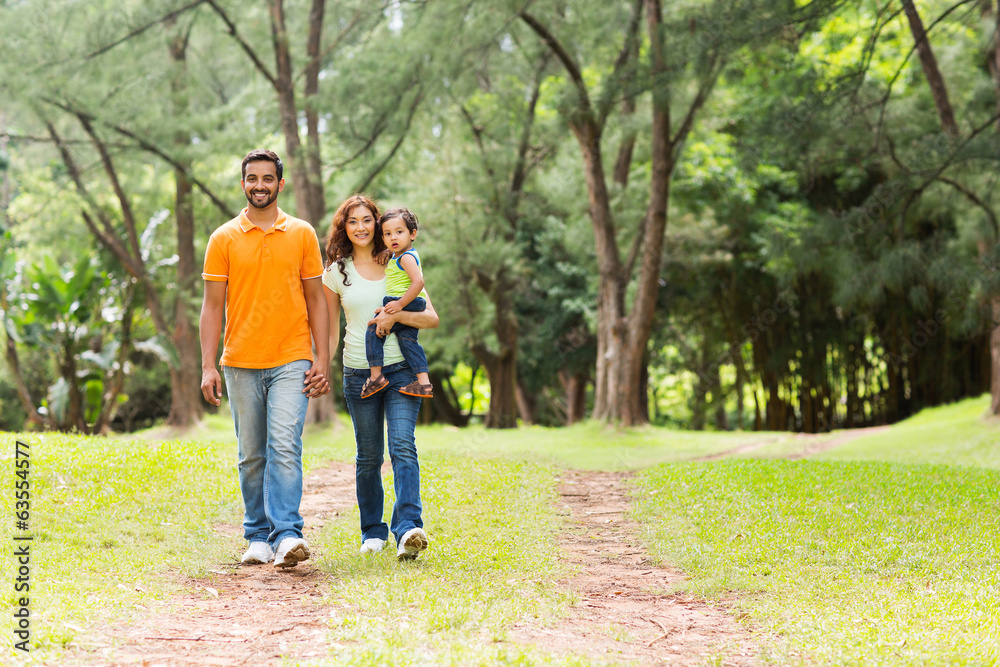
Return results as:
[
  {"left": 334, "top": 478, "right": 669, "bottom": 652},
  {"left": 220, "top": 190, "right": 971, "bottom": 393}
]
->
[{"left": 238, "top": 207, "right": 289, "bottom": 233}]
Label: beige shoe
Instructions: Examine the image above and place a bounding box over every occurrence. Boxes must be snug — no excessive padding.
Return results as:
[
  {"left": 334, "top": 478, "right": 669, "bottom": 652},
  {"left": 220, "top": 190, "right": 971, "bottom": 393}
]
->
[{"left": 274, "top": 537, "right": 310, "bottom": 568}]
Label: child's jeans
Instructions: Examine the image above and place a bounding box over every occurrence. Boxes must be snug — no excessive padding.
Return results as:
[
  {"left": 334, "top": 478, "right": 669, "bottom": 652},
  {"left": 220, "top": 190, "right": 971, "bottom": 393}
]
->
[{"left": 365, "top": 296, "right": 428, "bottom": 375}]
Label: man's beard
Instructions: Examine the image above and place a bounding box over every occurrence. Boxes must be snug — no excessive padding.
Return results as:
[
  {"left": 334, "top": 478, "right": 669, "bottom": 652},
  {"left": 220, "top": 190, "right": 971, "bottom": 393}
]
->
[{"left": 246, "top": 187, "right": 277, "bottom": 209}]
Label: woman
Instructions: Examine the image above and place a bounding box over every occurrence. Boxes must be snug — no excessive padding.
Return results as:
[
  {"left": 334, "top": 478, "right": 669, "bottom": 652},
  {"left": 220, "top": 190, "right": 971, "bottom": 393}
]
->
[{"left": 322, "top": 194, "right": 439, "bottom": 560}]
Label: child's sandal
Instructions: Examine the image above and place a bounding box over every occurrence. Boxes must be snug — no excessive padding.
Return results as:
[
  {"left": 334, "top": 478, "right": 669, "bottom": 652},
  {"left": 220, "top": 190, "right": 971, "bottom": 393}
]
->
[
  {"left": 361, "top": 374, "right": 389, "bottom": 399},
  {"left": 399, "top": 381, "right": 433, "bottom": 398}
]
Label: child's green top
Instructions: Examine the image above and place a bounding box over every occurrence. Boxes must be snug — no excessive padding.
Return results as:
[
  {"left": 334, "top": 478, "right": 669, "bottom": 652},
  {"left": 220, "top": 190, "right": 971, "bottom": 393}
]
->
[{"left": 385, "top": 248, "right": 428, "bottom": 299}]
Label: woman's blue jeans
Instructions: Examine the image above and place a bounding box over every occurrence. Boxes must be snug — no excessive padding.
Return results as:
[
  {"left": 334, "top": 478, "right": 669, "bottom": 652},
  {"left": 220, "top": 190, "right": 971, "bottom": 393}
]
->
[
  {"left": 342, "top": 362, "right": 423, "bottom": 544},
  {"left": 223, "top": 359, "right": 311, "bottom": 547}
]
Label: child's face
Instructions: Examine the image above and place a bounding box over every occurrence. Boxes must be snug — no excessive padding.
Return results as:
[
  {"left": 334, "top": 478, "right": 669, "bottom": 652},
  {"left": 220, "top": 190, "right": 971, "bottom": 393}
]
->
[{"left": 382, "top": 217, "right": 417, "bottom": 254}]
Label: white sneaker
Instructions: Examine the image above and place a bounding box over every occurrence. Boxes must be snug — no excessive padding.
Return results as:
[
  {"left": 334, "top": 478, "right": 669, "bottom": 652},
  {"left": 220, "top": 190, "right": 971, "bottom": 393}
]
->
[
  {"left": 396, "top": 527, "right": 428, "bottom": 561},
  {"left": 273, "top": 537, "right": 310, "bottom": 569},
  {"left": 360, "top": 538, "right": 386, "bottom": 555},
  {"left": 241, "top": 541, "right": 274, "bottom": 565}
]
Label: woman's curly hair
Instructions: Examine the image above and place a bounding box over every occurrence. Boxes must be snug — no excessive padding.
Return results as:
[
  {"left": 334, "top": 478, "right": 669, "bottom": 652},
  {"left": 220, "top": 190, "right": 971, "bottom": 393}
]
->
[{"left": 324, "top": 194, "right": 384, "bottom": 286}]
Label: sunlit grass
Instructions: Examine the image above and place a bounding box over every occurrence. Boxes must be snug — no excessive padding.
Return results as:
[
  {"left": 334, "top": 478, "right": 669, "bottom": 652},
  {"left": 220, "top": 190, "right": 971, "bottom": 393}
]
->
[
  {"left": 631, "top": 459, "right": 1000, "bottom": 665},
  {"left": 818, "top": 394, "right": 1000, "bottom": 469},
  {"left": 4, "top": 392, "right": 1000, "bottom": 665}
]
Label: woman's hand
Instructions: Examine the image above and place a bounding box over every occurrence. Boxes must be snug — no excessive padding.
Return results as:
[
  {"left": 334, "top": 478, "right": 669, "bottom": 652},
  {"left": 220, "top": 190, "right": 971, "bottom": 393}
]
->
[
  {"left": 374, "top": 249, "right": 393, "bottom": 266},
  {"left": 368, "top": 306, "right": 400, "bottom": 337}
]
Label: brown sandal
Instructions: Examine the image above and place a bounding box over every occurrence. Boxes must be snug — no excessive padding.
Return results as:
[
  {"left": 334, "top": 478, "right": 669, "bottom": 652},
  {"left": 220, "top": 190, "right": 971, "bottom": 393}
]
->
[
  {"left": 361, "top": 374, "right": 389, "bottom": 398},
  {"left": 399, "top": 381, "right": 433, "bottom": 398}
]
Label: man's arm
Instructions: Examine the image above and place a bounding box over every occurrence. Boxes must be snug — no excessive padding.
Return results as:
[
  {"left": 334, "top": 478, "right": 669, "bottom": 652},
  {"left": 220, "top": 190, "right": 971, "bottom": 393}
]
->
[
  {"left": 369, "top": 290, "right": 440, "bottom": 336},
  {"left": 200, "top": 281, "right": 227, "bottom": 406},
  {"left": 302, "top": 277, "right": 330, "bottom": 397}
]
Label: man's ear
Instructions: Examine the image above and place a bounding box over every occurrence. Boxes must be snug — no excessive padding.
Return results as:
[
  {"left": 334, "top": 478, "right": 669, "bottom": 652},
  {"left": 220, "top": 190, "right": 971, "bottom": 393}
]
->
[{"left": 277, "top": 178, "right": 285, "bottom": 192}]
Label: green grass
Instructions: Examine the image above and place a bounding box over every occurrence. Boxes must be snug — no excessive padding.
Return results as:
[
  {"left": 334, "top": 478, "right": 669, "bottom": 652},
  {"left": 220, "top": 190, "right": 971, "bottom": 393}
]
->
[
  {"left": 818, "top": 395, "right": 1000, "bottom": 469},
  {"left": 5, "top": 394, "right": 1000, "bottom": 665},
  {"left": 307, "top": 452, "right": 589, "bottom": 666},
  {"left": 0, "top": 424, "right": 350, "bottom": 660},
  {"left": 630, "top": 395, "right": 1000, "bottom": 665}
]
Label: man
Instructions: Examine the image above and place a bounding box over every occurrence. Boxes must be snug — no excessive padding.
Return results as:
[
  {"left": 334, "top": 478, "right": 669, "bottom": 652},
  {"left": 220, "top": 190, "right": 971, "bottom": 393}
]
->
[{"left": 200, "top": 149, "right": 329, "bottom": 569}]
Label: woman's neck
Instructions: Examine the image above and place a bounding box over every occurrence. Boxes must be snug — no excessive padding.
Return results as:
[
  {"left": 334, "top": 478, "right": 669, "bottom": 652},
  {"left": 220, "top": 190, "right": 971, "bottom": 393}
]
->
[{"left": 351, "top": 247, "right": 376, "bottom": 265}]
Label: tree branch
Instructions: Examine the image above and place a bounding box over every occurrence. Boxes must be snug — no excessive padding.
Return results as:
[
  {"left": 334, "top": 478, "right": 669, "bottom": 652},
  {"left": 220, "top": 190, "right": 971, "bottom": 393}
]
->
[
  {"left": 74, "top": 114, "right": 144, "bottom": 264},
  {"left": 508, "top": 51, "right": 551, "bottom": 224},
  {"left": 596, "top": 0, "right": 644, "bottom": 129},
  {"left": 86, "top": 0, "right": 207, "bottom": 60},
  {"left": 352, "top": 88, "right": 424, "bottom": 193},
  {"left": 519, "top": 11, "right": 595, "bottom": 122},
  {"left": 205, "top": 0, "right": 278, "bottom": 87},
  {"left": 938, "top": 177, "right": 999, "bottom": 238},
  {"left": 43, "top": 98, "right": 236, "bottom": 218}
]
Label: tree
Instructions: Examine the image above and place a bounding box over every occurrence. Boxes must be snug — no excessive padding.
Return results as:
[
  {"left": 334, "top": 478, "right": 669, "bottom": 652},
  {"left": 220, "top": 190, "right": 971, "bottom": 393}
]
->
[{"left": 517, "top": 0, "right": 834, "bottom": 424}]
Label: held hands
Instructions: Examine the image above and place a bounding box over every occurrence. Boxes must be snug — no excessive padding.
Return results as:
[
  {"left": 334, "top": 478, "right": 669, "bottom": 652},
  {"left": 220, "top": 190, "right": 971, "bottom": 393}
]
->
[
  {"left": 303, "top": 358, "right": 331, "bottom": 397},
  {"left": 201, "top": 367, "right": 223, "bottom": 407},
  {"left": 382, "top": 300, "right": 401, "bottom": 315}
]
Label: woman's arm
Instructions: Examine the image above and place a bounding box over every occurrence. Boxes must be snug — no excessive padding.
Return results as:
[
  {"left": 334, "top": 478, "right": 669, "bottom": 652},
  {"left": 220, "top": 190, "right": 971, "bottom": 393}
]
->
[
  {"left": 324, "top": 284, "right": 342, "bottom": 364},
  {"left": 369, "top": 290, "right": 439, "bottom": 336}
]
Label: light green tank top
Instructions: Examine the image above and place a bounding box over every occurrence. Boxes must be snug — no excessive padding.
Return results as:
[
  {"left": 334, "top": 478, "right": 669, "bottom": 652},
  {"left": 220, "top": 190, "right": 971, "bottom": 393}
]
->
[{"left": 385, "top": 248, "right": 427, "bottom": 298}]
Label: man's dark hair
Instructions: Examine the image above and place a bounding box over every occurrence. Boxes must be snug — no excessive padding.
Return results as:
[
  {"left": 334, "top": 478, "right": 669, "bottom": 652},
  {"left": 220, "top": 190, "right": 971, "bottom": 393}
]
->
[{"left": 241, "top": 149, "right": 283, "bottom": 181}]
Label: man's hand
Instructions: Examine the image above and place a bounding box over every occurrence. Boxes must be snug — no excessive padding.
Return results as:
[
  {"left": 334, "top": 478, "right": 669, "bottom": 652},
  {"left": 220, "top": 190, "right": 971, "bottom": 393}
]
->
[
  {"left": 375, "top": 249, "right": 393, "bottom": 266},
  {"left": 201, "top": 367, "right": 223, "bottom": 406},
  {"left": 382, "top": 300, "right": 400, "bottom": 315},
  {"left": 303, "top": 358, "right": 330, "bottom": 397}
]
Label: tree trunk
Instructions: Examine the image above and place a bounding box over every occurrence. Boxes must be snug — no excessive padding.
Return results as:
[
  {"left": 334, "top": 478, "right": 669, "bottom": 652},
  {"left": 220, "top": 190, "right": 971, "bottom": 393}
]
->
[
  {"left": 572, "top": 120, "right": 625, "bottom": 421},
  {"left": 167, "top": 21, "right": 204, "bottom": 428},
  {"left": 302, "top": 0, "right": 327, "bottom": 229},
  {"left": 268, "top": 0, "right": 336, "bottom": 423},
  {"left": 428, "top": 370, "right": 469, "bottom": 426},
  {"left": 473, "top": 343, "right": 518, "bottom": 429},
  {"left": 990, "top": 296, "right": 1000, "bottom": 415},
  {"left": 558, "top": 370, "right": 588, "bottom": 425},
  {"left": 268, "top": 0, "right": 310, "bottom": 226},
  {"left": 515, "top": 381, "right": 534, "bottom": 425},
  {"left": 901, "top": 0, "right": 959, "bottom": 137}
]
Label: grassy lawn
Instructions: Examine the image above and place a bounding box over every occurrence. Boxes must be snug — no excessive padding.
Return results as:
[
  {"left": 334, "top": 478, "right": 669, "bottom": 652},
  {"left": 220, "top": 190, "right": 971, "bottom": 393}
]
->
[
  {"left": 631, "top": 394, "right": 1000, "bottom": 665},
  {"left": 2, "top": 395, "right": 999, "bottom": 664}
]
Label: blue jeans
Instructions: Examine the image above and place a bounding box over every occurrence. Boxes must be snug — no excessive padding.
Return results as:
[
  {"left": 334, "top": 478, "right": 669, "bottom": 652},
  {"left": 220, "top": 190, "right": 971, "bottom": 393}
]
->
[
  {"left": 365, "top": 296, "right": 428, "bottom": 375},
  {"left": 223, "top": 359, "right": 311, "bottom": 546},
  {"left": 342, "top": 362, "right": 423, "bottom": 544}
]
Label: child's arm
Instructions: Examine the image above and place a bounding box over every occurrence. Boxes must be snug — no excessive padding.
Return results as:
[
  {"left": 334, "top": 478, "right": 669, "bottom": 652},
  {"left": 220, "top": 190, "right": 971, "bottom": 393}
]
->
[{"left": 382, "top": 253, "right": 424, "bottom": 314}]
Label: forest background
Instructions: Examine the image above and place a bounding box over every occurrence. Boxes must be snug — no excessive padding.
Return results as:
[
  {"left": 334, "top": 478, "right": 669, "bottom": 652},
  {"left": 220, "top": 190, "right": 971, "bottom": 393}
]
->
[{"left": 2, "top": 0, "right": 999, "bottom": 435}]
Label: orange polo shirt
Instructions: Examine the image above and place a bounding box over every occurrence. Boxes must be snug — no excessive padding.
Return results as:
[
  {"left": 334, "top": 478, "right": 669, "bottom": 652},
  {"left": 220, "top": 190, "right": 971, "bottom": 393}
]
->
[{"left": 202, "top": 207, "right": 324, "bottom": 369}]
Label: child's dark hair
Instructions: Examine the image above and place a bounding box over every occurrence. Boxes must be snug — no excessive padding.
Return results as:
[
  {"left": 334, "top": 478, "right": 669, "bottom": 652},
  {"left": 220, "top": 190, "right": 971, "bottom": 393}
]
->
[{"left": 379, "top": 207, "right": 419, "bottom": 233}]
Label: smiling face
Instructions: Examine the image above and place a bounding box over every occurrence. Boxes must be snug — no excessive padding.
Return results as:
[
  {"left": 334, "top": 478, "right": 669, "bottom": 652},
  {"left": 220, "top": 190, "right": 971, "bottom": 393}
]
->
[
  {"left": 381, "top": 216, "right": 417, "bottom": 254},
  {"left": 241, "top": 160, "right": 283, "bottom": 209},
  {"left": 345, "top": 205, "right": 378, "bottom": 250}
]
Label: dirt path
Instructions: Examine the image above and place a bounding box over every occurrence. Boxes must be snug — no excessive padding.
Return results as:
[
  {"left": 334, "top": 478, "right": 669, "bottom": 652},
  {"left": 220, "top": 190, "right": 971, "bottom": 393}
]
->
[
  {"left": 693, "top": 425, "right": 891, "bottom": 462},
  {"left": 67, "top": 462, "right": 356, "bottom": 667},
  {"left": 61, "top": 428, "right": 882, "bottom": 665},
  {"left": 513, "top": 471, "right": 761, "bottom": 666}
]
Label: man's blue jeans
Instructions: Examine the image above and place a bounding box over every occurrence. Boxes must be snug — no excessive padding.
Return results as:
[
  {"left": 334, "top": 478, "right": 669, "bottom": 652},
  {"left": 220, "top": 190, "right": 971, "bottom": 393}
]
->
[
  {"left": 342, "top": 362, "right": 423, "bottom": 544},
  {"left": 365, "top": 296, "right": 428, "bottom": 374},
  {"left": 223, "top": 359, "right": 311, "bottom": 546}
]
